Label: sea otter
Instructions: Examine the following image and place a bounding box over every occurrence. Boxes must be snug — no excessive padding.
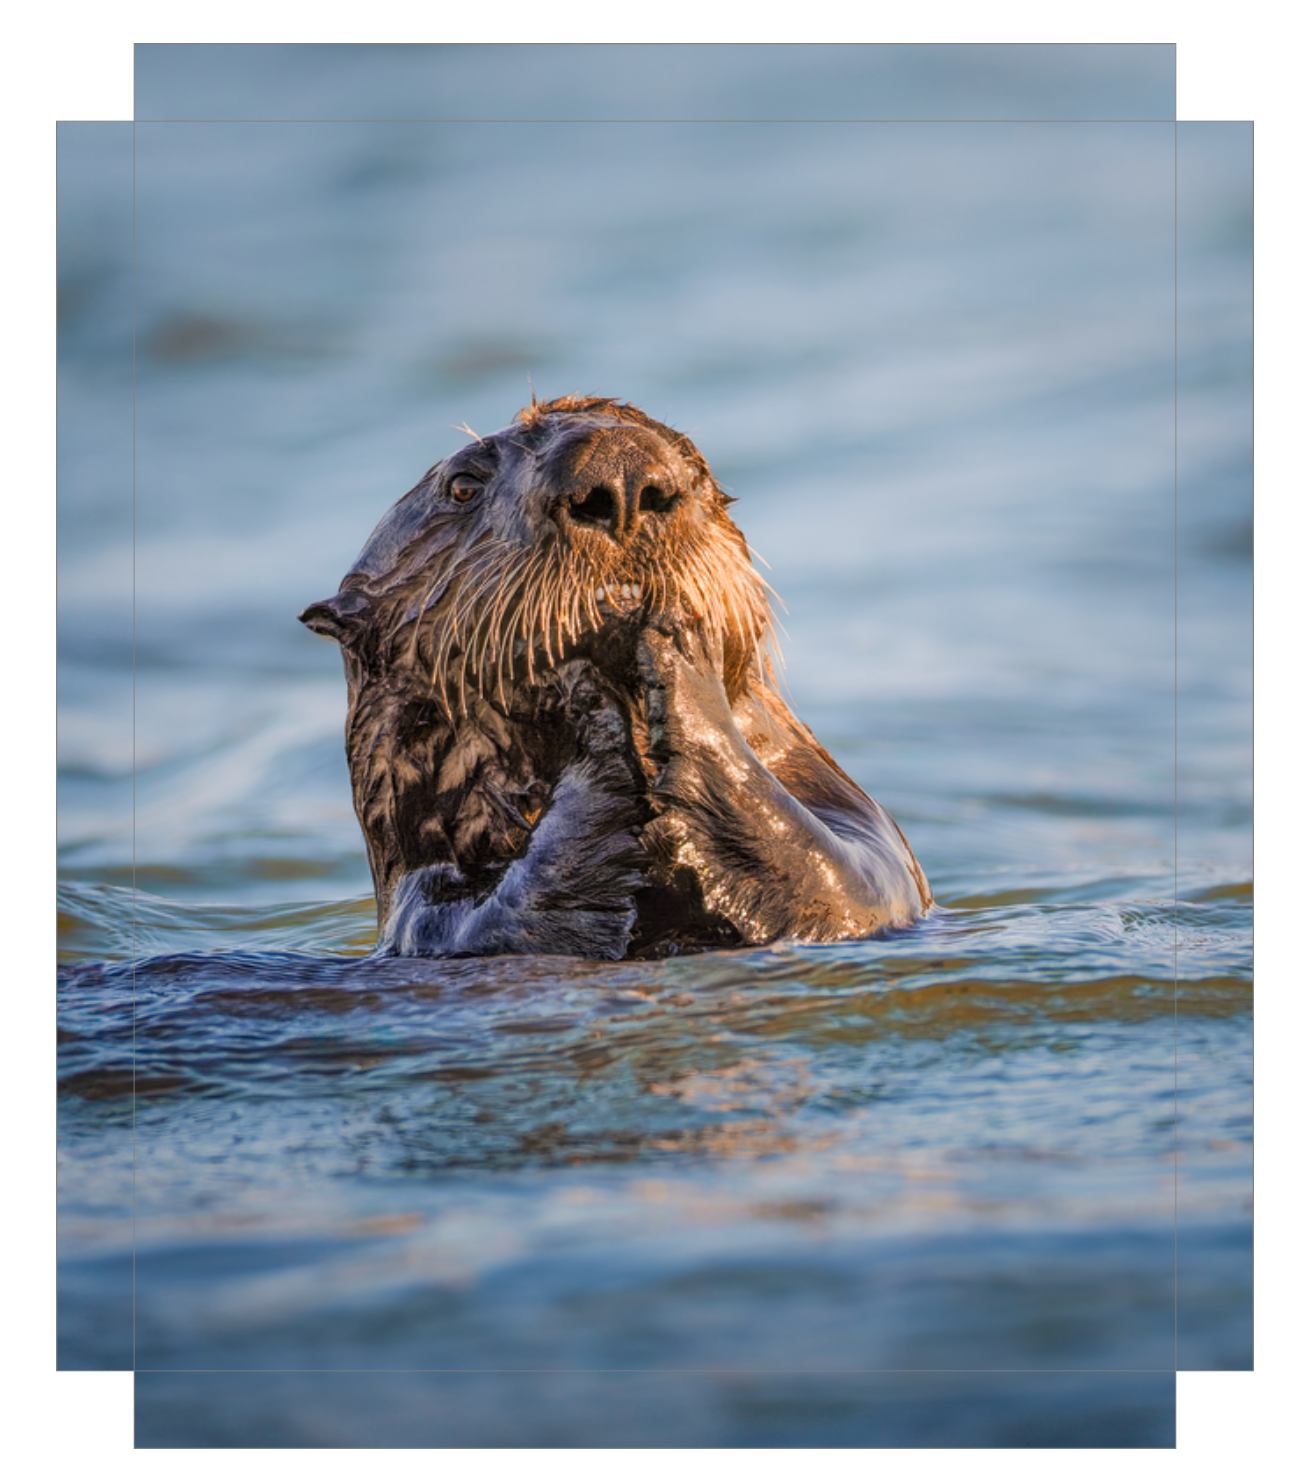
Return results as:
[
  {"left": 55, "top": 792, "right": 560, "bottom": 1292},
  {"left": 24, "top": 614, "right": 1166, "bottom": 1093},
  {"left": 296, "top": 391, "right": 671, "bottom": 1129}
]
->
[{"left": 300, "top": 395, "right": 931, "bottom": 959}]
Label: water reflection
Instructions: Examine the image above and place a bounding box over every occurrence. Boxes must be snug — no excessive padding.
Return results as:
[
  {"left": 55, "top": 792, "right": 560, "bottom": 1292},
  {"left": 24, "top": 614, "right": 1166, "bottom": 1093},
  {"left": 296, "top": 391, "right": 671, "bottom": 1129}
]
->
[{"left": 57, "top": 48, "right": 1250, "bottom": 1440}]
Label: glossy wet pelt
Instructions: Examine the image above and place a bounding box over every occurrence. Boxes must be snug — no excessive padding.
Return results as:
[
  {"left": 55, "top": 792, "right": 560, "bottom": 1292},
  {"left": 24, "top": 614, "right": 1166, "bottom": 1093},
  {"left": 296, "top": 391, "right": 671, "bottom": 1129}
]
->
[{"left": 57, "top": 49, "right": 1251, "bottom": 1447}]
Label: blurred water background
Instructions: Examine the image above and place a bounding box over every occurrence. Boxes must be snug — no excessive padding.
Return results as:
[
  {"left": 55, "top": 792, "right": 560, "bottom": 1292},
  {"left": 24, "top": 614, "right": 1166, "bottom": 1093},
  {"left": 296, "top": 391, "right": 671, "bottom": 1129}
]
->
[{"left": 56, "top": 45, "right": 1250, "bottom": 1446}]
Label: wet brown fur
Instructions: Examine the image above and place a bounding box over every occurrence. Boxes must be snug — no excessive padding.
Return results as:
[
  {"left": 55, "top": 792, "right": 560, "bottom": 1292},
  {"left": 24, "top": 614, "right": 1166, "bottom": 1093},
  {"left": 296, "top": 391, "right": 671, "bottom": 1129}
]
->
[{"left": 302, "top": 395, "right": 931, "bottom": 957}]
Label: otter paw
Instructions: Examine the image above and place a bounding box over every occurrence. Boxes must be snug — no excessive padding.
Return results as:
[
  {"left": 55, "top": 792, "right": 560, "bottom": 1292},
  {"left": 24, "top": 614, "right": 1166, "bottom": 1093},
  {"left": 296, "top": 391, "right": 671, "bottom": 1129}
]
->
[
  {"left": 550, "top": 658, "right": 632, "bottom": 758},
  {"left": 637, "top": 626, "right": 738, "bottom": 770}
]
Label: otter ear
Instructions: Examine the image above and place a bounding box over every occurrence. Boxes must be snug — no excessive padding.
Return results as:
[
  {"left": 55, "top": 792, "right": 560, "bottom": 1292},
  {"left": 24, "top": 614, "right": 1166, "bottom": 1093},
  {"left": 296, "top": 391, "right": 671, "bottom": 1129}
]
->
[{"left": 298, "top": 589, "right": 371, "bottom": 646}]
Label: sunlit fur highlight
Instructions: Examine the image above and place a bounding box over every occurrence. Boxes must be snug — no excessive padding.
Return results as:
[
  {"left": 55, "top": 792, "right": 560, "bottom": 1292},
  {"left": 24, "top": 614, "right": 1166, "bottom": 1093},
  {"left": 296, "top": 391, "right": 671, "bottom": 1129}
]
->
[{"left": 371, "top": 397, "right": 778, "bottom": 719}]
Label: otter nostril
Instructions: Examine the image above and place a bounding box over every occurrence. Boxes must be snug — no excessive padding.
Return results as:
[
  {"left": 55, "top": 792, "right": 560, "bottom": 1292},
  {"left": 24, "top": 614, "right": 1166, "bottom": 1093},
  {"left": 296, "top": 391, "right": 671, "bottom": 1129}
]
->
[
  {"left": 639, "top": 484, "right": 677, "bottom": 515},
  {"left": 571, "top": 486, "right": 620, "bottom": 531}
]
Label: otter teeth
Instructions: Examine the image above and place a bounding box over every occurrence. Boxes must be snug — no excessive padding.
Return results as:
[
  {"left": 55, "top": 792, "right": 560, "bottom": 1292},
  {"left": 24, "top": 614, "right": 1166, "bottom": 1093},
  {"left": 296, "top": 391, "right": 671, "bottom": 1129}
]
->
[{"left": 594, "top": 584, "right": 642, "bottom": 606}]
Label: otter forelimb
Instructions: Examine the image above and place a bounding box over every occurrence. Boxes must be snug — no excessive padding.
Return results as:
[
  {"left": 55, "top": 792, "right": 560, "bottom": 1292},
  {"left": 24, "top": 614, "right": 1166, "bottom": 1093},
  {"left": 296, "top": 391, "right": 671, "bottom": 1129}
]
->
[
  {"left": 638, "top": 626, "right": 930, "bottom": 944},
  {"left": 378, "top": 662, "right": 647, "bottom": 959}
]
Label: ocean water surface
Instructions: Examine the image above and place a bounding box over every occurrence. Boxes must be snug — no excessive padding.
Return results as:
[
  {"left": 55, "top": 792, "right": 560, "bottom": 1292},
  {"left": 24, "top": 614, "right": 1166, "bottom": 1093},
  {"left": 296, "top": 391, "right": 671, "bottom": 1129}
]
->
[{"left": 56, "top": 47, "right": 1250, "bottom": 1447}]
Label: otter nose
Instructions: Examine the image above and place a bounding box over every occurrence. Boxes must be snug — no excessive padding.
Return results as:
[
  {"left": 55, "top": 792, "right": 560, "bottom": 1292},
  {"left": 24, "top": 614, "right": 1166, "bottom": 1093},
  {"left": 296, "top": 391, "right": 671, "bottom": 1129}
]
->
[
  {"left": 556, "top": 429, "right": 683, "bottom": 542},
  {"left": 566, "top": 472, "right": 679, "bottom": 538}
]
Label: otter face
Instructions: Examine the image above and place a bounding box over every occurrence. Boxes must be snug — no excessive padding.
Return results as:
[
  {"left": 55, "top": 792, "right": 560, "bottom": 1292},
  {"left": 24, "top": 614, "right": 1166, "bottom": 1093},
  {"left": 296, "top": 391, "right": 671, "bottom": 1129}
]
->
[{"left": 299, "top": 395, "right": 772, "bottom": 714}]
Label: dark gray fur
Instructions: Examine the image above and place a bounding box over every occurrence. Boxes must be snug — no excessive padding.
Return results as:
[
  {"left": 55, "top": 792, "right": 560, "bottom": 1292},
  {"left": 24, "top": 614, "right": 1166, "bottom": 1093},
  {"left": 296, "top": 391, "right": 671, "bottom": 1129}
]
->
[{"left": 301, "top": 395, "right": 931, "bottom": 959}]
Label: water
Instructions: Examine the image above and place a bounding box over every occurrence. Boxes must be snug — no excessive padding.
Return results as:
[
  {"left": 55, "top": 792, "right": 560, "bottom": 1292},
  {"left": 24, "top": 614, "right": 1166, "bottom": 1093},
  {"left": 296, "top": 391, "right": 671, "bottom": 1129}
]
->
[{"left": 57, "top": 49, "right": 1250, "bottom": 1446}]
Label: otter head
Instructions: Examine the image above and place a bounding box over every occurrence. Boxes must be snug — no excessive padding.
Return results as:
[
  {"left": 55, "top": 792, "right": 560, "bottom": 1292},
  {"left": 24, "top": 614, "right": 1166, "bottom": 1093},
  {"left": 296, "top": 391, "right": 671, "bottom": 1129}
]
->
[{"left": 299, "top": 394, "right": 773, "bottom": 714}]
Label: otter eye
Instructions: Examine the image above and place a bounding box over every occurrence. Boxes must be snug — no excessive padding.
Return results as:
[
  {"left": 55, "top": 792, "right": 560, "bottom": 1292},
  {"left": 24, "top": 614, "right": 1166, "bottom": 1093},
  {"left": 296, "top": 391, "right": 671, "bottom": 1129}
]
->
[{"left": 449, "top": 476, "right": 484, "bottom": 504}]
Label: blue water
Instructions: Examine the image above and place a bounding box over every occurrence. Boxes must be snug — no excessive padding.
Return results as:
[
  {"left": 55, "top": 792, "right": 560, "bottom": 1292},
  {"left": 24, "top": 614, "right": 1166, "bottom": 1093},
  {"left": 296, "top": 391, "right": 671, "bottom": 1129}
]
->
[{"left": 57, "top": 48, "right": 1250, "bottom": 1447}]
